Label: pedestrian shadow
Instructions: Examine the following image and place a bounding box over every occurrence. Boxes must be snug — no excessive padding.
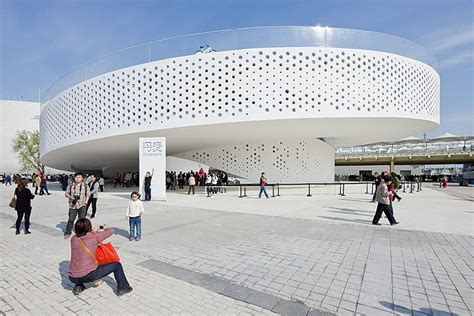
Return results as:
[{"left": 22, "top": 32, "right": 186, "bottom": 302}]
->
[
  {"left": 56, "top": 221, "right": 67, "bottom": 233},
  {"left": 328, "top": 207, "right": 374, "bottom": 214},
  {"left": 59, "top": 261, "right": 74, "bottom": 290},
  {"left": 111, "top": 194, "right": 132, "bottom": 200},
  {"left": 112, "top": 226, "right": 130, "bottom": 239},
  {"left": 379, "top": 301, "right": 455, "bottom": 316},
  {"left": 328, "top": 210, "right": 372, "bottom": 217},
  {"left": 58, "top": 261, "right": 116, "bottom": 293},
  {"left": 318, "top": 216, "right": 372, "bottom": 225}
]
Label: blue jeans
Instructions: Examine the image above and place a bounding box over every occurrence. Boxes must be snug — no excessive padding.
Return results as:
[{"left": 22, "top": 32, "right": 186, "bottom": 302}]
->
[
  {"left": 129, "top": 216, "right": 141, "bottom": 238},
  {"left": 69, "top": 262, "right": 130, "bottom": 292},
  {"left": 258, "top": 186, "right": 269, "bottom": 198},
  {"left": 144, "top": 186, "right": 151, "bottom": 201}
]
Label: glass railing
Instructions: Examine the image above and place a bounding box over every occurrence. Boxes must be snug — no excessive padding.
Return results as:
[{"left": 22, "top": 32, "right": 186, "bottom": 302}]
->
[
  {"left": 41, "top": 26, "right": 438, "bottom": 104},
  {"left": 336, "top": 138, "right": 473, "bottom": 158}
]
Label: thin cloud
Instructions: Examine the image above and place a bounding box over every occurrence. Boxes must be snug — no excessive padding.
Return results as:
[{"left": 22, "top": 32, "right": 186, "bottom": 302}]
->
[
  {"left": 440, "top": 49, "right": 474, "bottom": 69},
  {"left": 430, "top": 29, "right": 473, "bottom": 53},
  {"left": 417, "top": 24, "right": 473, "bottom": 53}
]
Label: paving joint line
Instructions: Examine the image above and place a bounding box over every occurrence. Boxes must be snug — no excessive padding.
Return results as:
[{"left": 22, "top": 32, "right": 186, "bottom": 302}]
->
[{"left": 137, "top": 258, "right": 337, "bottom": 316}]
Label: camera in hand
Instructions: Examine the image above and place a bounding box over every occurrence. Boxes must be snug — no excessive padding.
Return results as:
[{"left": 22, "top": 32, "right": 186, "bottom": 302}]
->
[
  {"left": 99, "top": 225, "right": 104, "bottom": 230},
  {"left": 71, "top": 195, "right": 81, "bottom": 206}
]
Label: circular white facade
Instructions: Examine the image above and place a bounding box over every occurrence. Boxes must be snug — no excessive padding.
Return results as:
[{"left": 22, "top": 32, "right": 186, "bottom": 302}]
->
[{"left": 40, "top": 27, "right": 440, "bottom": 182}]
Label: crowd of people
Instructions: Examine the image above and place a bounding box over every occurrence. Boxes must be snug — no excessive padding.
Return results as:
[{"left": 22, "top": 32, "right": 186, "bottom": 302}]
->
[{"left": 5, "top": 166, "right": 414, "bottom": 298}]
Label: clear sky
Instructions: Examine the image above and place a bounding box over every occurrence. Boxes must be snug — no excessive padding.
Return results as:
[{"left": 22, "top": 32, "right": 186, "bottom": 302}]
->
[{"left": 1, "top": 0, "right": 472, "bottom": 136}]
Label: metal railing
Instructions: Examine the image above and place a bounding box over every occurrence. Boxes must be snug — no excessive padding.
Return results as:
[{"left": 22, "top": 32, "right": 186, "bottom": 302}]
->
[
  {"left": 41, "top": 26, "right": 438, "bottom": 105},
  {"left": 203, "top": 181, "right": 423, "bottom": 198}
]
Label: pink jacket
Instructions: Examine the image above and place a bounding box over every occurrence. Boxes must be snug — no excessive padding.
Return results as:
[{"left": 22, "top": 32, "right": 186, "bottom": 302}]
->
[{"left": 69, "top": 228, "right": 114, "bottom": 278}]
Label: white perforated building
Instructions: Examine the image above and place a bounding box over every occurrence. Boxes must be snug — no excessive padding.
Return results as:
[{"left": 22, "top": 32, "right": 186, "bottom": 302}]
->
[{"left": 40, "top": 27, "right": 440, "bottom": 182}]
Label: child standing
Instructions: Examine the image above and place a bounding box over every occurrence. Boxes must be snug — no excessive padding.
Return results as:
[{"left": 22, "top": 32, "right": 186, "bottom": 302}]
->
[{"left": 126, "top": 191, "right": 144, "bottom": 241}]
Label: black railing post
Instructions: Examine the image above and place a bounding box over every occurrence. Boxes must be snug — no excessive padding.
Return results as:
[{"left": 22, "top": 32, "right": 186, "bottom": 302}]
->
[
  {"left": 239, "top": 185, "right": 243, "bottom": 198},
  {"left": 403, "top": 182, "right": 406, "bottom": 193},
  {"left": 307, "top": 183, "right": 312, "bottom": 197},
  {"left": 341, "top": 183, "right": 346, "bottom": 196},
  {"left": 365, "top": 182, "right": 369, "bottom": 194},
  {"left": 277, "top": 183, "right": 280, "bottom": 196},
  {"left": 339, "top": 183, "right": 342, "bottom": 196},
  {"left": 420, "top": 181, "right": 422, "bottom": 191},
  {"left": 410, "top": 182, "right": 414, "bottom": 193},
  {"left": 272, "top": 184, "right": 275, "bottom": 197},
  {"left": 243, "top": 186, "right": 247, "bottom": 197},
  {"left": 371, "top": 183, "right": 374, "bottom": 195}
]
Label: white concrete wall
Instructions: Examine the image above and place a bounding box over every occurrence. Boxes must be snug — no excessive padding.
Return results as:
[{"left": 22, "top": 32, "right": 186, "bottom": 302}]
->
[
  {"left": 177, "top": 139, "right": 335, "bottom": 183},
  {"left": 166, "top": 156, "right": 209, "bottom": 173}
]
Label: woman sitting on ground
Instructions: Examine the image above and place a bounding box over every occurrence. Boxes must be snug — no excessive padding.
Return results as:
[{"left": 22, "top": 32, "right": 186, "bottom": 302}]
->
[{"left": 68, "top": 218, "right": 133, "bottom": 296}]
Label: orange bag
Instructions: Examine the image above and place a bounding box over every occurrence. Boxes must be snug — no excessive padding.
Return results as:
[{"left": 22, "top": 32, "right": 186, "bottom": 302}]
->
[
  {"left": 95, "top": 242, "right": 120, "bottom": 264},
  {"left": 78, "top": 233, "right": 120, "bottom": 265}
]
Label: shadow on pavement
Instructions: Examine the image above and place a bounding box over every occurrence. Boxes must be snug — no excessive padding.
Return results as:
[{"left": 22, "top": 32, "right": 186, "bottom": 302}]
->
[
  {"left": 380, "top": 301, "right": 454, "bottom": 316},
  {"left": 328, "top": 207, "right": 374, "bottom": 214},
  {"left": 111, "top": 194, "right": 132, "bottom": 200},
  {"left": 59, "top": 261, "right": 116, "bottom": 293},
  {"left": 56, "top": 221, "right": 67, "bottom": 233},
  {"left": 318, "top": 216, "right": 372, "bottom": 224},
  {"left": 112, "top": 226, "right": 130, "bottom": 239},
  {"left": 59, "top": 261, "right": 74, "bottom": 290}
]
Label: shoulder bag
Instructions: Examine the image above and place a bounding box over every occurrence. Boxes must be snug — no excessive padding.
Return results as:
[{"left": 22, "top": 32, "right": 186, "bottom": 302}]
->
[
  {"left": 77, "top": 233, "right": 120, "bottom": 265},
  {"left": 9, "top": 196, "right": 17, "bottom": 209}
]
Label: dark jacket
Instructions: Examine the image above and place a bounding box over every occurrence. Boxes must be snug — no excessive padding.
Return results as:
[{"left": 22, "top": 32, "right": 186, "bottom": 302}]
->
[{"left": 15, "top": 188, "right": 35, "bottom": 212}]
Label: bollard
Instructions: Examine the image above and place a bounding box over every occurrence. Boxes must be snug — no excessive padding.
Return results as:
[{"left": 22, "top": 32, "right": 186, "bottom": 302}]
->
[
  {"left": 416, "top": 182, "right": 420, "bottom": 192},
  {"left": 403, "top": 183, "right": 406, "bottom": 193},
  {"left": 371, "top": 183, "right": 374, "bottom": 195},
  {"left": 420, "top": 182, "right": 422, "bottom": 191},
  {"left": 341, "top": 183, "right": 346, "bottom": 196},
  {"left": 307, "top": 183, "right": 312, "bottom": 197},
  {"left": 243, "top": 186, "right": 247, "bottom": 197},
  {"left": 272, "top": 184, "right": 275, "bottom": 197},
  {"left": 239, "top": 185, "right": 243, "bottom": 198},
  {"left": 365, "top": 182, "right": 369, "bottom": 194},
  {"left": 277, "top": 184, "right": 280, "bottom": 196},
  {"left": 410, "top": 182, "right": 414, "bottom": 193}
]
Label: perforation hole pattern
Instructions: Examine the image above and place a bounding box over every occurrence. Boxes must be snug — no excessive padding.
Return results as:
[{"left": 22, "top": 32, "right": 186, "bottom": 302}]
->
[
  {"left": 40, "top": 47, "right": 440, "bottom": 155},
  {"left": 177, "top": 139, "right": 333, "bottom": 182}
]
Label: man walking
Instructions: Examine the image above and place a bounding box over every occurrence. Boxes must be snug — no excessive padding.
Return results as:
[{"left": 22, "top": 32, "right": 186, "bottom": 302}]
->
[
  {"left": 64, "top": 172, "right": 90, "bottom": 239},
  {"left": 258, "top": 172, "right": 269, "bottom": 199},
  {"left": 372, "top": 176, "right": 399, "bottom": 226},
  {"left": 86, "top": 174, "right": 100, "bottom": 218}
]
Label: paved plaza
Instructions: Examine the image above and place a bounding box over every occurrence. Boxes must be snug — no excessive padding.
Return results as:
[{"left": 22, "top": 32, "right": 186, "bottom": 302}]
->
[{"left": 0, "top": 182, "right": 472, "bottom": 315}]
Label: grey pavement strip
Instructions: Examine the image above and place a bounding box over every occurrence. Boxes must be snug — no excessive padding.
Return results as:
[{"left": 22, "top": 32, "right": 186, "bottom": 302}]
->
[
  {"left": 137, "top": 258, "right": 337, "bottom": 316},
  {"left": 0, "top": 211, "right": 61, "bottom": 237}
]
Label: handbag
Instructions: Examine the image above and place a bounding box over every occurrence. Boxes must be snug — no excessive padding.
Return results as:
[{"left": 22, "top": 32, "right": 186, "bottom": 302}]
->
[
  {"left": 9, "top": 196, "right": 16, "bottom": 209},
  {"left": 78, "top": 233, "right": 120, "bottom": 265}
]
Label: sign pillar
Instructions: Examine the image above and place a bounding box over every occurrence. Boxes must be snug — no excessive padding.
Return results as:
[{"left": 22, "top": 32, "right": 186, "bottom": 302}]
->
[{"left": 139, "top": 137, "right": 166, "bottom": 201}]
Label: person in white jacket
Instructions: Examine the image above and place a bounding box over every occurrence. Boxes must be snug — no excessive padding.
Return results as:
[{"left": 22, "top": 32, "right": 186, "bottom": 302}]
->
[{"left": 126, "top": 191, "right": 144, "bottom": 241}]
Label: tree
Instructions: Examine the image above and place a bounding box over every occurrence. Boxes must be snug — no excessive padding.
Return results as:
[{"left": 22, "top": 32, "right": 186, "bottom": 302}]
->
[{"left": 11, "top": 130, "right": 44, "bottom": 173}]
